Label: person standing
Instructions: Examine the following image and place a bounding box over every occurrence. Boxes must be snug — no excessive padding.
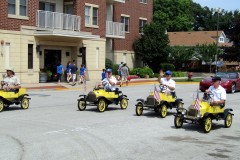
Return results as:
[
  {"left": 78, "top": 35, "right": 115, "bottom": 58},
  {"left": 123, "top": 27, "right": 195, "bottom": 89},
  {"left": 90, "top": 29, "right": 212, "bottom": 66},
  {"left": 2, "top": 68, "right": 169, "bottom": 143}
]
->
[
  {"left": 57, "top": 61, "right": 64, "bottom": 83},
  {"left": 101, "top": 69, "right": 106, "bottom": 80},
  {"left": 66, "top": 61, "right": 71, "bottom": 83},
  {"left": 117, "top": 62, "right": 123, "bottom": 80},
  {"left": 120, "top": 63, "right": 129, "bottom": 87},
  {"left": 78, "top": 64, "right": 86, "bottom": 85},
  {"left": 70, "top": 62, "right": 78, "bottom": 86}
]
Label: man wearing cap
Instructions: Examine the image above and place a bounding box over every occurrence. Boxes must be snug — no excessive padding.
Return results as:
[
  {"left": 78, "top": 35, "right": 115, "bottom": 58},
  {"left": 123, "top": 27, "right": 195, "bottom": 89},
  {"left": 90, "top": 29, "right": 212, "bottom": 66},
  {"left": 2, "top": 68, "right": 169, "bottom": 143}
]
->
[
  {"left": 205, "top": 76, "right": 226, "bottom": 106},
  {"left": 101, "top": 68, "right": 117, "bottom": 91},
  {"left": 1, "top": 67, "right": 21, "bottom": 91},
  {"left": 158, "top": 70, "right": 175, "bottom": 93}
]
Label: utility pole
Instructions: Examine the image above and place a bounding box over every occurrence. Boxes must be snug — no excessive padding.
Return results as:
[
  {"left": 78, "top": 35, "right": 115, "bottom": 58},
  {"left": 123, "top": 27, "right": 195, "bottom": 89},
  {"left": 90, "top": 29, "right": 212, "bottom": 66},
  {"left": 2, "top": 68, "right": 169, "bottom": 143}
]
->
[{"left": 215, "top": 8, "right": 221, "bottom": 73}]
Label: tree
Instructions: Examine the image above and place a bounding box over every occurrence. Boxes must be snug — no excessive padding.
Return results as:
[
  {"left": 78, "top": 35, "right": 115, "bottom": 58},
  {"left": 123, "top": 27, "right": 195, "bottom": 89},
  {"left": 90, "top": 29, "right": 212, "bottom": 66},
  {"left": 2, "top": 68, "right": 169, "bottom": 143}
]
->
[
  {"left": 194, "top": 43, "right": 220, "bottom": 63},
  {"left": 133, "top": 22, "right": 170, "bottom": 71},
  {"left": 153, "top": 0, "right": 193, "bottom": 31}
]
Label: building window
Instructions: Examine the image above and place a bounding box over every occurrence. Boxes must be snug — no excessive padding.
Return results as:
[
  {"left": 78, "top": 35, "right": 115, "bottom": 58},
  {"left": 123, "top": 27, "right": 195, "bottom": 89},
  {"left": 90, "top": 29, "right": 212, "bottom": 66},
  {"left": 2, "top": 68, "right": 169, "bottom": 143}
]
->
[
  {"left": 39, "top": 2, "right": 55, "bottom": 12},
  {"left": 139, "top": 19, "right": 147, "bottom": 33},
  {"left": 219, "top": 37, "right": 224, "bottom": 42},
  {"left": 28, "top": 44, "right": 33, "bottom": 69},
  {"left": 85, "top": 4, "right": 99, "bottom": 27},
  {"left": 20, "top": 0, "right": 27, "bottom": 16},
  {"left": 140, "top": 0, "right": 147, "bottom": 4},
  {"left": 64, "top": 4, "right": 73, "bottom": 14},
  {"left": 8, "top": 0, "right": 16, "bottom": 15},
  {"left": 121, "top": 16, "right": 129, "bottom": 32}
]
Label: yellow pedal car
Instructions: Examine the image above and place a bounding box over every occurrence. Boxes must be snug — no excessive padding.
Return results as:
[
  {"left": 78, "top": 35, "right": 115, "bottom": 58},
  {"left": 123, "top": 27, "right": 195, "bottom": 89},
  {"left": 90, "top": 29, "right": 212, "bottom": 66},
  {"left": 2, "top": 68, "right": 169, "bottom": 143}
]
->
[
  {"left": 135, "top": 85, "right": 183, "bottom": 118},
  {"left": 77, "top": 87, "right": 128, "bottom": 112},
  {"left": 0, "top": 88, "right": 30, "bottom": 112},
  {"left": 174, "top": 92, "right": 234, "bottom": 133}
]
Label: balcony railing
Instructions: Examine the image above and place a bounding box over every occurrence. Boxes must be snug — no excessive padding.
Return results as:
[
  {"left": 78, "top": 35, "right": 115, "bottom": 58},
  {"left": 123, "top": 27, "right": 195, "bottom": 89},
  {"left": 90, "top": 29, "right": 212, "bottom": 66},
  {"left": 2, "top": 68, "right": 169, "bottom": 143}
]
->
[
  {"left": 36, "top": 10, "right": 80, "bottom": 32},
  {"left": 107, "top": 0, "right": 125, "bottom": 3},
  {"left": 106, "top": 21, "right": 125, "bottom": 38}
]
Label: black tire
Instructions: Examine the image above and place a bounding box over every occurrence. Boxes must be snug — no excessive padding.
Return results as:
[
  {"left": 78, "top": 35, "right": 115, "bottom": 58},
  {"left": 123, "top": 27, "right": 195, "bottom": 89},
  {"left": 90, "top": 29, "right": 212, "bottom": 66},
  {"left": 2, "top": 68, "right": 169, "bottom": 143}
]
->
[
  {"left": 0, "top": 100, "right": 4, "bottom": 112},
  {"left": 78, "top": 98, "right": 86, "bottom": 111},
  {"left": 21, "top": 97, "right": 29, "bottom": 109},
  {"left": 159, "top": 104, "right": 168, "bottom": 118},
  {"left": 224, "top": 113, "right": 233, "bottom": 128},
  {"left": 174, "top": 116, "right": 183, "bottom": 128},
  {"left": 135, "top": 102, "right": 143, "bottom": 116},
  {"left": 98, "top": 98, "right": 106, "bottom": 112},
  {"left": 120, "top": 98, "right": 128, "bottom": 109},
  {"left": 202, "top": 117, "right": 212, "bottom": 133}
]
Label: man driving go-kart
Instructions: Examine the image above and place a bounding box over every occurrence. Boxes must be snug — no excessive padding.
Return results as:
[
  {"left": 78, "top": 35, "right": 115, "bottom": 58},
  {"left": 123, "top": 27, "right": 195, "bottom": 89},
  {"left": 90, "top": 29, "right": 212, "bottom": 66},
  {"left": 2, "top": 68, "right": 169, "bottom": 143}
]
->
[
  {"left": 98, "top": 68, "right": 117, "bottom": 91},
  {"left": 158, "top": 70, "right": 175, "bottom": 95},
  {"left": 205, "top": 76, "right": 226, "bottom": 106},
  {"left": 1, "top": 67, "right": 21, "bottom": 91}
]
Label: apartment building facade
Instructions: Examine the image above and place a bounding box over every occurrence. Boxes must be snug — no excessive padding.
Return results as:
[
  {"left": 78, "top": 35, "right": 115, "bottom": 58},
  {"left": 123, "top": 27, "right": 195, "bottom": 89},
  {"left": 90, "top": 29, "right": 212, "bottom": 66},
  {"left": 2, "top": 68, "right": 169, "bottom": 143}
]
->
[{"left": 0, "top": 0, "right": 152, "bottom": 83}]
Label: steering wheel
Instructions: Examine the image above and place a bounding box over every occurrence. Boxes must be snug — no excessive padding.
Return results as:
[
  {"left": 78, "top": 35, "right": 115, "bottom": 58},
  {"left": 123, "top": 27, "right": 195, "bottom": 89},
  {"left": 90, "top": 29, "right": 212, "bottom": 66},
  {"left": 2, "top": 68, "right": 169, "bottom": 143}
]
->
[
  {"left": 203, "top": 91, "right": 214, "bottom": 103},
  {"left": 159, "top": 84, "right": 167, "bottom": 92}
]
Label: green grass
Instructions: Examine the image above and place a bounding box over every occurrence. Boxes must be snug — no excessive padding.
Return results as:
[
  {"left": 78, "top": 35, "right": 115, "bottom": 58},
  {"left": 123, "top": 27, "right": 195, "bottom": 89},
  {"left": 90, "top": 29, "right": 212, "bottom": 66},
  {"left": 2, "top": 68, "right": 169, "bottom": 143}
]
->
[{"left": 173, "top": 78, "right": 202, "bottom": 82}]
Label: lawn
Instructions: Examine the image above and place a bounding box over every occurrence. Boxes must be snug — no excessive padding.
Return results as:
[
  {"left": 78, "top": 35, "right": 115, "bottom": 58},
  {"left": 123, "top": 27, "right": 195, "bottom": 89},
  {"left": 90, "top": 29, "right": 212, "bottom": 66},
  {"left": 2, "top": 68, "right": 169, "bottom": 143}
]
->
[{"left": 173, "top": 78, "right": 202, "bottom": 82}]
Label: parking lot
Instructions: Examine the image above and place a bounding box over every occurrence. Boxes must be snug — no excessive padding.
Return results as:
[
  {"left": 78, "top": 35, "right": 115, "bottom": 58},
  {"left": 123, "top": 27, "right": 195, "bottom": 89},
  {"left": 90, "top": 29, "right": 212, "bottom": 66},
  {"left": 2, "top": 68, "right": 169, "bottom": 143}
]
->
[{"left": 0, "top": 83, "right": 240, "bottom": 160}]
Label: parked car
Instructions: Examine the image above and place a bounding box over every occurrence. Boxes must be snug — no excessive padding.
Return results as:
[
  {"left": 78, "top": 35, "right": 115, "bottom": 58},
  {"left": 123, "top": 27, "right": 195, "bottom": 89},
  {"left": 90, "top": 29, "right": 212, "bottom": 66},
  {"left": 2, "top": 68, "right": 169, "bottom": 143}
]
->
[{"left": 199, "top": 72, "right": 240, "bottom": 93}]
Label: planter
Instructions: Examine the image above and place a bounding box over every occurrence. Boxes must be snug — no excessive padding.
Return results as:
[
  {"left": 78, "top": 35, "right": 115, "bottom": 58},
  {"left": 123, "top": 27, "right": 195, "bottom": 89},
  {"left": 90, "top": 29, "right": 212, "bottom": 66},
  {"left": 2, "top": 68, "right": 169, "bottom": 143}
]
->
[
  {"left": 39, "top": 72, "right": 48, "bottom": 83},
  {"left": 145, "top": 75, "right": 149, "bottom": 79}
]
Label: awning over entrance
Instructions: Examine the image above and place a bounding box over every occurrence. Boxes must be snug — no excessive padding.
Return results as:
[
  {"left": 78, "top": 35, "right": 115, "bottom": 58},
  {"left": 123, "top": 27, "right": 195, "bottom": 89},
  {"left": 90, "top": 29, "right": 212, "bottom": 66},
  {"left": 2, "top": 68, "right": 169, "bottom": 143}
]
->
[{"left": 34, "top": 30, "right": 100, "bottom": 39}]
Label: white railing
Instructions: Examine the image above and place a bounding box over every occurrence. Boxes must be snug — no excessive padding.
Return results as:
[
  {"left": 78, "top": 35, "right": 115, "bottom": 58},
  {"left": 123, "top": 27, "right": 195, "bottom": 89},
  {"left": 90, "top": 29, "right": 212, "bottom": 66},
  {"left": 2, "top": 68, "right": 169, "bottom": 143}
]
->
[
  {"left": 36, "top": 10, "right": 80, "bottom": 32},
  {"left": 106, "top": 21, "right": 125, "bottom": 38},
  {"left": 107, "top": 0, "right": 125, "bottom": 3}
]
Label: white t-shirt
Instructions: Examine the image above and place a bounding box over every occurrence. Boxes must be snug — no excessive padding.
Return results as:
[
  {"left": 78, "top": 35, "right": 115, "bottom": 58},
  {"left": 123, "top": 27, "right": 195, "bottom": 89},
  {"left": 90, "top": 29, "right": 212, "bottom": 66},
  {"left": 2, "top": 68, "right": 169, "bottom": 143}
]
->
[
  {"left": 160, "top": 77, "right": 175, "bottom": 92},
  {"left": 4, "top": 75, "right": 20, "bottom": 86},
  {"left": 208, "top": 85, "right": 226, "bottom": 101},
  {"left": 102, "top": 76, "right": 117, "bottom": 91}
]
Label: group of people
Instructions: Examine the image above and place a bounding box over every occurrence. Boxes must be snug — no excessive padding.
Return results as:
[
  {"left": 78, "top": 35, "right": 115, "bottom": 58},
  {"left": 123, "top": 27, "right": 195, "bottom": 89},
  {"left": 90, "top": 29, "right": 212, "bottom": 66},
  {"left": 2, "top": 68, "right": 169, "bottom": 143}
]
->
[
  {"left": 117, "top": 62, "right": 130, "bottom": 87},
  {"left": 157, "top": 69, "right": 226, "bottom": 106},
  {"left": 58, "top": 61, "right": 86, "bottom": 86}
]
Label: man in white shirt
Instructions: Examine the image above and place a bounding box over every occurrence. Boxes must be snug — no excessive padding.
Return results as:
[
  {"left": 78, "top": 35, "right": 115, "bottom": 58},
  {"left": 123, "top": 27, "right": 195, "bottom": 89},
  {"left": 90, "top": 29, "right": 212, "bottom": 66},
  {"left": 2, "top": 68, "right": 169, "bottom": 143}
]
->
[
  {"left": 205, "top": 76, "right": 226, "bottom": 106},
  {"left": 158, "top": 70, "right": 175, "bottom": 93},
  {"left": 101, "top": 69, "right": 117, "bottom": 91}
]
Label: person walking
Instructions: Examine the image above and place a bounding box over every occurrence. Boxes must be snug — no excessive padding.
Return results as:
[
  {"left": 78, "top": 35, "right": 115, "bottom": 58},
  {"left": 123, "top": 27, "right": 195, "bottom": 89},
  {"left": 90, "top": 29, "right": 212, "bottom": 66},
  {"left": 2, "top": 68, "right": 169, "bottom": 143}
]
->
[
  {"left": 120, "top": 63, "right": 129, "bottom": 87},
  {"left": 56, "top": 61, "right": 64, "bottom": 83},
  {"left": 117, "top": 62, "right": 123, "bottom": 81},
  {"left": 70, "top": 62, "right": 78, "bottom": 86},
  {"left": 78, "top": 64, "right": 86, "bottom": 85},
  {"left": 66, "top": 61, "right": 71, "bottom": 83}
]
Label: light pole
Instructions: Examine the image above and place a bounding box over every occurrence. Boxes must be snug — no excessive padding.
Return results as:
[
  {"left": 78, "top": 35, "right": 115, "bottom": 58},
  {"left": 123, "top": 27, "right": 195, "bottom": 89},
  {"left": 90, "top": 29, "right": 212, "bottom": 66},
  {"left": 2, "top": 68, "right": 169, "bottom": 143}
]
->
[{"left": 215, "top": 8, "right": 221, "bottom": 73}]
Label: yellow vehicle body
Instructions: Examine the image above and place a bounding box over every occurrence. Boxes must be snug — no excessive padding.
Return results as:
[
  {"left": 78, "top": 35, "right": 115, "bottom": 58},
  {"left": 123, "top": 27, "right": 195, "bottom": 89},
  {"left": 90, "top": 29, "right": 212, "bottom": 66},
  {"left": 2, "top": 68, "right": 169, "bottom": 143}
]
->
[
  {"left": 0, "top": 88, "right": 26, "bottom": 100},
  {"left": 149, "top": 91, "right": 176, "bottom": 103},
  {"left": 93, "top": 89, "right": 119, "bottom": 100},
  {"left": 195, "top": 100, "right": 224, "bottom": 116}
]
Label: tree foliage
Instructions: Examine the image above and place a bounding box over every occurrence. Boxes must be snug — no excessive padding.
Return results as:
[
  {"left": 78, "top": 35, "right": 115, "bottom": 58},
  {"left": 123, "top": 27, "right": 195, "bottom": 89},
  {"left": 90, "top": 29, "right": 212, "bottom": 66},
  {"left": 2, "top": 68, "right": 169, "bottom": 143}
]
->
[
  {"left": 133, "top": 22, "right": 170, "bottom": 71},
  {"left": 194, "top": 43, "right": 220, "bottom": 63}
]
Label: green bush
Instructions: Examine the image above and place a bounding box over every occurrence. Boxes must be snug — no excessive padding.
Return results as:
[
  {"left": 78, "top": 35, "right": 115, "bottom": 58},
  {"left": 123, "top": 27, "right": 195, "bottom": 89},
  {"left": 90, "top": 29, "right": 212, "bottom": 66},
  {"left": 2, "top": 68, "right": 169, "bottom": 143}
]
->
[
  {"left": 172, "top": 71, "right": 185, "bottom": 77},
  {"left": 160, "top": 63, "right": 175, "bottom": 71},
  {"left": 112, "top": 64, "right": 119, "bottom": 75},
  {"left": 105, "top": 58, "right": 113, "bottom": 69},
  {"left": 153, "top": 73, "right": 159, "bottom": 78},
  {"left": 131, "top": 67, "right": 154, "bottom": 78}
]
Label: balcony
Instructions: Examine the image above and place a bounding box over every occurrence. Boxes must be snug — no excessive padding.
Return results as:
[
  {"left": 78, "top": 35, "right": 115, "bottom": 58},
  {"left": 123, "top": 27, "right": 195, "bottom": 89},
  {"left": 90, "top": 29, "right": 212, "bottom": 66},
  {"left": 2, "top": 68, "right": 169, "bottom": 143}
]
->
[
  {"left": 107, "top": 0, "right": 125, "bottom": 3},
  {"left": 106, "top": 21, "right": 125, "bottom": 39},
  {"left": 36, "top": 10, "right": 80, "bottom": 32}
]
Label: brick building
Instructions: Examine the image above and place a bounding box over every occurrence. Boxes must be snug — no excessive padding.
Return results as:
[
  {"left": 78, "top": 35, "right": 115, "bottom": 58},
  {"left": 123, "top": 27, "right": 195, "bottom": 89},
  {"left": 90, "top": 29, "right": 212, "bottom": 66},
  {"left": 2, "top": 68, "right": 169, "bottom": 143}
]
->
[{"left": 0, "top": 0, "right": 152, "bottom": 83}]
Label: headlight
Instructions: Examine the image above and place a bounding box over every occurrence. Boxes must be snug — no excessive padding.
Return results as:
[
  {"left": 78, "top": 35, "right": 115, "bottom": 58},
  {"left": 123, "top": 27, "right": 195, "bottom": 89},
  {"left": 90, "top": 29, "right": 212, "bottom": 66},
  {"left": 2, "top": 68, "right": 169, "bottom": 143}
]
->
[
  {"left": 182, "top": 110, "right": 186, "bottom": 115},
  {"left": 197, "top": 113, "right": 202, "bottom": 118}
]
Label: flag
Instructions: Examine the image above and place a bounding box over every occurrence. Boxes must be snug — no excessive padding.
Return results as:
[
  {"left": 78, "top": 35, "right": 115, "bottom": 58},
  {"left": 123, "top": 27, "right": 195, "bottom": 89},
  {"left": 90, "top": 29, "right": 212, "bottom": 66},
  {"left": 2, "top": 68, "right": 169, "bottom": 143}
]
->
[
  {"left": 154, "top": 85, "right": 160, "bottom": 103},
  {"left": 193, "top": 90, "right": 200, "bottom": 111}
]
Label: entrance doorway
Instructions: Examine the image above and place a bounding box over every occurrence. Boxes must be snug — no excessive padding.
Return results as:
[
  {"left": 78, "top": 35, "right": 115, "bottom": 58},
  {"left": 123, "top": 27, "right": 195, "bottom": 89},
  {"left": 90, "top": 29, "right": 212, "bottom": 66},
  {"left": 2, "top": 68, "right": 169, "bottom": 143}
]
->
[{"left": 44, "top": 49, "right": 61, "bottom": 81}]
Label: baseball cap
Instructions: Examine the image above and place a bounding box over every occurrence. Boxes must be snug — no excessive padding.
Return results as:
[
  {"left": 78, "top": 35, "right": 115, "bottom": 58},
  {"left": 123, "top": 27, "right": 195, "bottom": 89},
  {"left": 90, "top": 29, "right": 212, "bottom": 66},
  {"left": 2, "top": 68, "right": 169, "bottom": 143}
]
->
[
  {"left": 212, "top": 76, "right": 221, "bottom": 81},
  {"left": 165, "top": 70, "right": 172, "bottom": 75},
  {"left": 106, "top": 68, "right": 112, "bottom": 72}
]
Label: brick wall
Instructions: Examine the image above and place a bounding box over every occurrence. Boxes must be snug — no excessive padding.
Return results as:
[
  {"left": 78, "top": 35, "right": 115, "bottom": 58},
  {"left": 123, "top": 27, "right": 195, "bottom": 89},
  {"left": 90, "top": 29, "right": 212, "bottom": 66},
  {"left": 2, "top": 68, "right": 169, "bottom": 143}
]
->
[
  {"left": 0, "top": 0, "right": 38, "bottom": 31},
  {"left": 113, "top": 0, "right": 153, "bottom": 51},
  {"left": 74, "top": 0, "right": 106, "bottom": 38}
]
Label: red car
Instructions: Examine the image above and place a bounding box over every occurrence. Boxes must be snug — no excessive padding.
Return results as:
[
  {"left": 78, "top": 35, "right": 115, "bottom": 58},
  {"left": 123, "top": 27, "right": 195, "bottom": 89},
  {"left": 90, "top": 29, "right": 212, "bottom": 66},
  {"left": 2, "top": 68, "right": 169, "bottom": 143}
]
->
[{"left": 199, "top": 72, "right": 240, "bottom": 93}]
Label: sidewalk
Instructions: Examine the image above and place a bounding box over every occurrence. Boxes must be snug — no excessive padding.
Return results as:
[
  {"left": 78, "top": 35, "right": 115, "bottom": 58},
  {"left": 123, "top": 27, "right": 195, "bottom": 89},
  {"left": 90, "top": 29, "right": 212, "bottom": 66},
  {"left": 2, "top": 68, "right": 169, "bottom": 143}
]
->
[{"left": 21, "top": 76, "right": 202, "bottom": 91}]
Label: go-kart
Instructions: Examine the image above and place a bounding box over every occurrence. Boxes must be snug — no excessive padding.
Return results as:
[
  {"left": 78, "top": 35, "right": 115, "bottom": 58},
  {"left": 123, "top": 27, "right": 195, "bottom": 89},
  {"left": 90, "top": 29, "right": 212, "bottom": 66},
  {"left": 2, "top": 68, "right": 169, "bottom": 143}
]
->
[
  {"left": 135, "top": 85, "right": 183, "bottom": 118},
  {"left": 0, "top": 88, "right": 30, "bottom": 112},
  {"left": 77, "top": 87, "right": 128, "bottom": 112},
  {"left": 174, "top": 91, "right": 234, "bottom": 133}
]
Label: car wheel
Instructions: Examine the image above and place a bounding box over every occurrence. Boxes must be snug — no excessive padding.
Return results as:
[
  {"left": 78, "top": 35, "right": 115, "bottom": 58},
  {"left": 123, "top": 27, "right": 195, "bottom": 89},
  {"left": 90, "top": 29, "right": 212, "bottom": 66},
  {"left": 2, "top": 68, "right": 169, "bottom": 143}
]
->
[
  {"left": 231, "top": 83, "right": 236, "bottom": 93},
  {"left": 0, "top": 100, "right": 4, "bottom": 112},
  {"left": 21, "top": 97, "right": 29, "bottom": 109},
  {"left": 120, "top": 98, "right": 128, "bottom": 109},
  {"left": 174, "top": 116, "right": 183, "bottom": 128},
  {"left": 78, "top": 98, "right": 86, "bottom": 111},
  {"left": 98, "top": 98, "right": 106, "bottom": 112},
  {"left": 224, "top": 113, "right": 232, "bottom": 128},
  {"left": 135, "top": 102, "right": 143, "bottom": 116},
  {"left": 202, "top": 117, "right": 212, "bottom": 133},
  {"left": 159, "top": 104, "right": 168, "bottom": 118}
]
